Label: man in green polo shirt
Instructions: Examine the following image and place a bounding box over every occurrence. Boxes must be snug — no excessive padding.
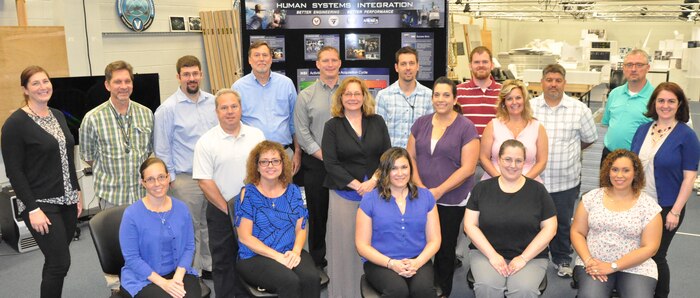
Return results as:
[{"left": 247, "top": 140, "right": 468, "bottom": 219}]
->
[{"left": 601, "top": 49, "right": 653, "bottom": 162}]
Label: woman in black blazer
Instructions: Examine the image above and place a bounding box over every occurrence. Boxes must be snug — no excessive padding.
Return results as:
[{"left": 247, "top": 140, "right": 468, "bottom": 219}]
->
[
  {"left": 1, "top": 66, "right": 82, "bottom": 298},
  {"left": 322, "top": 76, "right": 391, "bottom": 298}
]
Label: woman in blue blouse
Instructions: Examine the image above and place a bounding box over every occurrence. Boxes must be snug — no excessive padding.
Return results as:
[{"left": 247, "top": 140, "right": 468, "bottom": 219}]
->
[
  {"left": 356, "top": 147, "right": 441, "bottom": 297},
  {"left": 119, "top": 157, "right": 200, "bottom": 298},
  {"left": 235, "top": 141, "right": 320, "bottom": 298},
  {"left": 631, "top": 82, "right": 700, "bottom": 298}
]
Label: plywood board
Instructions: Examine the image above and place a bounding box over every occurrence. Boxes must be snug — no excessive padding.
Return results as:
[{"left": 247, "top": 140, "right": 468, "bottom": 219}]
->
[{"left": 0, "top": 26, "right": 69, "bottom": 128}]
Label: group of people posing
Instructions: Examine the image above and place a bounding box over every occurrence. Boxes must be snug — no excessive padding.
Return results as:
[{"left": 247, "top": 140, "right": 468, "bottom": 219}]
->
[{"left": 2, "top": 40, "right": 698, "bottom": 298}]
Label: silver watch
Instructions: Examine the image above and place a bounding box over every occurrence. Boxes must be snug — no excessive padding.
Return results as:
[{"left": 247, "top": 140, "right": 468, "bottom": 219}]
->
[{"left": 611, "top": 262, "right": 618, "bottom": 271}]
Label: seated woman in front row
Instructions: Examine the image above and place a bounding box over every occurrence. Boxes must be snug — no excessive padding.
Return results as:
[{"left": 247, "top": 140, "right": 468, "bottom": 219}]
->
[
  {"left": 234, "top": 141, "right": 320, "bottom": 298},
  {"left": 119, "top": 157, "right": 201, "bottom": 298},
  {"left": 356, "top": 147, "right": 441, "bottom": 298},
  {"left": 464, "top": 139, "right": 557, "bottom": 298},
  {"left": 571, "top": 149, "right": 662, "bottom": 298}
]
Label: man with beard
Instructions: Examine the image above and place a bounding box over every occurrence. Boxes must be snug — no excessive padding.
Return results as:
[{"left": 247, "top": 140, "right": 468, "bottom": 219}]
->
[
  {"left": 375, "top": 46, "right": 433, "bottom": 148},
  {"left": 293, "top": 46, "right": 341, "bottom": 268},
  {"left": 456, "top": 46, "right": 501, "bottom": 138},
  {"left": 601, "top": 49, "right": 652, "bottom": 161},
  {"left": 154, "top": 55, "right": 217, "bottom": 281}
]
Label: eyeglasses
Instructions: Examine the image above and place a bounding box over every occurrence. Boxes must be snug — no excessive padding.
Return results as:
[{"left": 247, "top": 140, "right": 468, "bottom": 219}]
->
[
  {"left": 180, "top": 71, "right": 201, "bottom": 79},
  {"left": 500, "top": 157, "right": 524, "bottom": 166},
  {"left": 343, "top": 92, "right": 363, "bottom": 98},
  {"left": 623, "top": 63, "right": 647, "bottom": 69},
  {"left": 258, "top": 159, "right": 282, "bottom": 167},
  {"left": 144, "top": 174, "right": 169, "bottom": 185}
]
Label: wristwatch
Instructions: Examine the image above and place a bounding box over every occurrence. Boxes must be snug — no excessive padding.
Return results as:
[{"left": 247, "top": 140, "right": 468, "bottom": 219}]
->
[{"left": 611, "top": 262, "right": 618, "bottom": 271}]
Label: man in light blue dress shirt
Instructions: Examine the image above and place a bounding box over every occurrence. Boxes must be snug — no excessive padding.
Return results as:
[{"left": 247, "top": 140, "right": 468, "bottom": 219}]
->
[
  {"left": 233, "top": 40, "right": 301, "bottom": 173},
  {"left": 154, "top": 55, "right": 218, "bottom": 279},
  {"left": 375, "top": 46, "right": 433, "bottom": 148}
]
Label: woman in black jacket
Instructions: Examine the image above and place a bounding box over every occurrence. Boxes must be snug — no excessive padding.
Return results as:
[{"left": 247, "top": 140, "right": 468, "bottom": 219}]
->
[{"left": 1, "top": 66, "right": 82, "bottom": 298}]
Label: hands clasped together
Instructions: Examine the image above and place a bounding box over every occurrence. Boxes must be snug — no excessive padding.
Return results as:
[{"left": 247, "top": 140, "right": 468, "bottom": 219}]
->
[
  {"left": 583, "top": 258, "right": 614, "bottom": 282},
  {"left": 157, "top": 277, "right": 187, "bottom": 298},
  {"left": 489, "top": 254, "right": 528, "bottom": 277},
  {"left": 275, "top": 250, "right": 302, "bottom": 269},
  {"left": 388, "top": 259, "right": 420, "bottom": 278}
]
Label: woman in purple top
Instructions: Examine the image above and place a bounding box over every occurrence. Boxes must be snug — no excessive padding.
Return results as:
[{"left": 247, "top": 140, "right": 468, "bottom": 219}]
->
[
  {"left": 356, "top": 147, "right": 441, "bottom": 297},
  {"left": 407, "top": 76, "right": 480, "bottom": 297}
]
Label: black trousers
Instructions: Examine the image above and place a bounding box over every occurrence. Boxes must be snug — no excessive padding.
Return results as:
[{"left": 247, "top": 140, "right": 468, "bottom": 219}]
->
[
  {"left": 433, "top": 205, "right": 466, "bottom": 296},
  {"left": 302, "top": 152, "right": 329, "bottom": 267},
  {"left": 206, "top": 201, "right": 241, "bottom": 298},
  {"left": 119, "top": 272, "right": 201, "bottom": 298},
  {"left": 364, "top": 259, "right": 437, "bottom": 298},
  {"left": 601, "top": 147, "right": 612, "bottom": 166},
  {"left": 236, "top": 250, "right": 320, "bottom": 298},
  {"left": 22, "top": 203, "right": 77, "bottom": 298},
  {"left": 653, "top": 207, "right": 685, "bottom": 298}
]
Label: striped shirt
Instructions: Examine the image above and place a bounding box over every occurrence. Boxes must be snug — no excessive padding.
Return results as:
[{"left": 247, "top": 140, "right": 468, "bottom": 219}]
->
[
  {"left": 80, "top": 100, "right": 154, "bottom": 206},
  {"left": 531, "top": 94, "right": 598, "bottom": 193},
  {"left": 375, "top": 80, "right": 433, "bottom": 148},
  {"left": 456, "top": 79, "right": 501, "bottom": 137}
]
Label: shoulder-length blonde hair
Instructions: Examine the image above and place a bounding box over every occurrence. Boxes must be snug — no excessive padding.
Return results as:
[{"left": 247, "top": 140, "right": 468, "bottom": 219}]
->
[
  {"left": 330, "top": 76, "right": 376, "bottom": 117},
  {"left": 244, "top": 141, "right": 293, "bottom": 186},
  {"left": 496, "top": 79, "right": 534, "bottom": 122}
]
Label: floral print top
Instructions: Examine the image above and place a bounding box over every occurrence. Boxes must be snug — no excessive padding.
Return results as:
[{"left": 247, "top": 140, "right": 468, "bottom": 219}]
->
[{"left": 574, "top": 188, "right": 661, "bottom": 279}]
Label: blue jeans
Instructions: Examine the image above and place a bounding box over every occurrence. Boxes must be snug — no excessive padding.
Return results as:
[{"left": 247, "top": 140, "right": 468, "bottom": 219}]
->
[
  {"left": 575, "top": 266, "right": 656, "bottom": 298},
  {"left": 549, "top": 185, "right": 580, "bottom": 265}
]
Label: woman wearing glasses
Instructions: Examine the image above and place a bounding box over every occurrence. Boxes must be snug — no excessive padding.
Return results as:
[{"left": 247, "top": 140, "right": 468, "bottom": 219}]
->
[
  {"left": 464, "top": 140, "right": 557, "bottom": 298},
  {"left": 480, "top": 79, "right": 548, "bottom": 182},
  {"left": 234, "top": 140, "right": 319, "bottom": 298},
  {"left": 323, "top": 76, "right": 391, "bottom": 298},
  {"left": 119, "top": 157, "right": 201, "bottom": 298}
]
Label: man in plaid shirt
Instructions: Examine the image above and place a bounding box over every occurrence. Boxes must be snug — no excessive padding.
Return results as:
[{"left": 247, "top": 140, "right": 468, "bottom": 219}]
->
[{"left": 531, "top": 64, "right": 597, "bottom": 278}]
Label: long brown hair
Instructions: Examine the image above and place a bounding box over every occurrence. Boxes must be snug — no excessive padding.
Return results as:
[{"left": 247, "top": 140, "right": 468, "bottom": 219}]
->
[
  {"left": 376, "top": 147, "right": 418, "bottom": 201},
  {"left": 20, "top": 65, "right": 50, "bottom": 105}
]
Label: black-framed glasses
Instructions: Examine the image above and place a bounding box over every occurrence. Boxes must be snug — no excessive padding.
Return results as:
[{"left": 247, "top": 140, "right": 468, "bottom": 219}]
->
[{"left": 258, "top": 159, "right": 282, "bottom": 167}]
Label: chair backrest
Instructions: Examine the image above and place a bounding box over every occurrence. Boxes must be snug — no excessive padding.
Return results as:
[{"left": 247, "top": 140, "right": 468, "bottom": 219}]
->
[
  {"left": 88, "top": 205, "right": 128, "bottom": 276},
  {"left": 228, "top": 194, "right": 240, "bottom": 236}
]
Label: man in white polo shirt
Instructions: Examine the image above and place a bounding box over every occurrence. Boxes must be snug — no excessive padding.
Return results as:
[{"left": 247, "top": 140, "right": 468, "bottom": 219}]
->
[{"left": 193, "top": 89, "right": 265, "bottom": 297}]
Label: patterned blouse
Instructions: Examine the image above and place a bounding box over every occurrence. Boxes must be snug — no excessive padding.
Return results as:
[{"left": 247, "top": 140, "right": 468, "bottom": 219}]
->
[
  {"left": 574, "top": 188, "right": 661, "bottom": 279},
  {"left": 234, "top": 183, "right": 308, "bottom": 260},
  {"left": 17, "top": 112, "right": 79, "bottom": 213}
]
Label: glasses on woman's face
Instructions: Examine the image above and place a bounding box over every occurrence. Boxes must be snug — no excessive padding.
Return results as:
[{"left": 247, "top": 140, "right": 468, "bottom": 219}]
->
[
  {"left": 144, "top": 174, "right": 169, "bottom": 185},
  {"left": 258, "top": 159, "right": 282, "bottom": 167},
  {"left": 500, "top": 157, "right": 524, "bottom": 166},
  {"left": 342, "top": 92, "right": 363, "bottom": 98}
]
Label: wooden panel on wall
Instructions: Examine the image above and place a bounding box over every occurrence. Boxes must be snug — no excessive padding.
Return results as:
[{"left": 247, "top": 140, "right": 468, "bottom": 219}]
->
[{"left": 0, "top": 26, "right": 69, "bottom": 128}]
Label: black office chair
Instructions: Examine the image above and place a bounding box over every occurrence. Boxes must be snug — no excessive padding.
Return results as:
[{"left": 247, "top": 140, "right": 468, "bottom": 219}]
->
[
  {"left": 88, "top": 205, "right": 211, "bottom": 298},
  {"left": 467, "top": 267, "right": 547, "bottom": 295},
  {"left": 227, "top": 194, "right": 329, "bottom": 297}
]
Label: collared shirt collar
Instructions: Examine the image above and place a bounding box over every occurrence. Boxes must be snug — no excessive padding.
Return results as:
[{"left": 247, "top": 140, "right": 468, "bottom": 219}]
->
[
  {"left": 318, "top": 78, "right": 340, "bottom": 90},
  {"left": 216, "top": 123, "right": 248, "bottom": 139},
  {"left": 174, "top": 87, "right": 210, "bottom": 104},
  {"left": 108, "top": 98, "right": 131, "bottom": 115},
  {"left": 253, "top": 71, "right": 273, "bottom": 86},
  {"left": 535, "top": 93, "right": 575, "bottom": 110}
]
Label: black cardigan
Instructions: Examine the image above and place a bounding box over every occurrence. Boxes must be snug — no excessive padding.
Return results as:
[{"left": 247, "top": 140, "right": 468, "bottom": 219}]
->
[
  {"left": 1, "top": 108, "right": 81, "bottom": 214},
  {"left": 322, "top": 114, "right": 391, "bottom": 190}
]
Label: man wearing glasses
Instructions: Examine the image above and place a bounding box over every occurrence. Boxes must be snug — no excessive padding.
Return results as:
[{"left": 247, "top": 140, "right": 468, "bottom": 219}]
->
[
  {"left": 233, "top": 40, "right": 301, "bottom": 174},
  {"left": 601, "top": 49, "right": 653, "bottom": 162},
  {"left": 193, "top": 89, "right": 265, "bottom": 297},
  {"left": 154, "top": 55, "right": 217, "bottom": 281},
  {"left": 375, "top": 46, "right": 433, "bottom": 148}
]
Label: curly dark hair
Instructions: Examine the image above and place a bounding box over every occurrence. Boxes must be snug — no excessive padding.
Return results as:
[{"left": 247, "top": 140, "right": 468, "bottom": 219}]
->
[
  {"left": 244, "top": 141, "right": 293, "bottom": 186},
  {"left": 599, "top": 149, "right": 645, "bottom": 196},
  {"left": 376, "top": 147, "right": 418, "bottom": 201}
]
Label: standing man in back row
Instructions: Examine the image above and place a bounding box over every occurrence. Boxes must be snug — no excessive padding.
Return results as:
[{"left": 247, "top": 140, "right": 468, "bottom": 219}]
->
[
  {"left": 375, "top": 46, "right": 433, "bottom": 148},
  {"left": 293, "top": 46, "right": 341, "bottom": 269},
  {"left": 154, "top": 55, "right": 217, "bottom": 280},
  {"left": 80, "top": 60, "right": 154, "bottom": 295},
  {"left": 601, "top": 49, "right": 652, "bottom": 161},
  {"left": 531, "top": 64, "right": 598, "bottom": 278},
  {"left": 456, "top": 46, "right": 501, "bottom": 138},
  {"left": 233, "top": 40, "right": 301, "bottom": 173}
]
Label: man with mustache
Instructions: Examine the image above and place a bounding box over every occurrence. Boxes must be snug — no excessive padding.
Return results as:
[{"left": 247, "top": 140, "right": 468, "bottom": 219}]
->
[{"left": 154, "top": 55, "right": 217, "bottom": 282}]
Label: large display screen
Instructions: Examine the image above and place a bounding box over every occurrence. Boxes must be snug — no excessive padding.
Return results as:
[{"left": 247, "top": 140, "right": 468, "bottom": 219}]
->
[{"left": 297, "top": 68, "right": 390, "bottom": 98}]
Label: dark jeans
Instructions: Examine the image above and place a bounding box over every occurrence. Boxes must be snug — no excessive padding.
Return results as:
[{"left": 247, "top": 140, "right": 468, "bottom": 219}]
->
[
  {"left": 302, "top": 152, "right": 329, "bottom": 267},
  {"left": 364, "top": 259, "right": 437, "bottom": 298},
  {"left": 22, "top": 203, "right": 77, "bottom": 298},
  {"left": 575, "top": 266, "right": 656, "bottom": 298},
  {"left": 236, "top": 250, "right": 320, "bottom": 298},
  {"left": 601, "top": 147, "right": 612, "bottom": 167},
  {"left": 653, "top": 207, "right": 685, "bottom": 298},
  {"left": 206, "top": 201, "right": 242, "bottom": 298},
  {"left": 433, "top": 205, "right": 466, "bottom": 296},
  {"left": 549, "top": 185, "right": 580, "bottom": 265},
  {"left": 119, "top": 272, "right": 201, "bottom": 298}
]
